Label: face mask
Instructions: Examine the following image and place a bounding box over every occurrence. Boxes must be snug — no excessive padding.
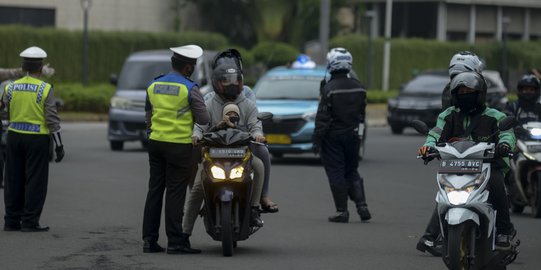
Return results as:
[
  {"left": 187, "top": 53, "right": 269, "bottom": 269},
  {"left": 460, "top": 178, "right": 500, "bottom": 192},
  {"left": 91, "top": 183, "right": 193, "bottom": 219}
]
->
[
  {"left": 229, "top": 116, "right": 240, "bottom": 124},
  {"left": 457, "top": 92, "right": 479, "bottom": 113},
  {"left": 223, "top": 85, "right": 239, "bottom": 101},
  {"left": 518, "top": 92, "right": 538, "bottom": 107}
]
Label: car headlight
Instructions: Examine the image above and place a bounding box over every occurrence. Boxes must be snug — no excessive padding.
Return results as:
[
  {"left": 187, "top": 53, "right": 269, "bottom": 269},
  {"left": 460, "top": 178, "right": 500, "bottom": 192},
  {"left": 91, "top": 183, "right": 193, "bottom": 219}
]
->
[
  {"left": 110, "top": 96, "right": 130, "bottom": 109},
  {"left": 302, "top": 111, "right": 317, "bottom": 121},
  {"left": 230, "top": 166, "right": 244, "bottom": 180},
  {"left": 210, "top": 165, "right": 226, "bottom": 180}
]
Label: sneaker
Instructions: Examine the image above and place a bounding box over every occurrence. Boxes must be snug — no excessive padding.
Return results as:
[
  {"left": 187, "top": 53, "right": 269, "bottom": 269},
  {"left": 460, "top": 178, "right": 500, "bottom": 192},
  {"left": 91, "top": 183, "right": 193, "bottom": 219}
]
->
[
  {"left": 416, "top": 236, "right": 443, "bottom": 257},
  {"left": 496, "top": 229, "right": 517, "bottom": 250}
]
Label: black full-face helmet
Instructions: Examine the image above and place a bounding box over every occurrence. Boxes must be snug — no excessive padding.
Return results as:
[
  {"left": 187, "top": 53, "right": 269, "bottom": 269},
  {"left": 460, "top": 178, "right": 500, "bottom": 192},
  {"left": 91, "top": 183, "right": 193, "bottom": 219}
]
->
[
  {"left": 517, "top": 74, "right": 541, "bottom": 104},
  {"left": 211, "top": 49, "right": 244, "bottom": 101},
  {"left": 450, "top": 71, "right": 487, "bottom": 113}
]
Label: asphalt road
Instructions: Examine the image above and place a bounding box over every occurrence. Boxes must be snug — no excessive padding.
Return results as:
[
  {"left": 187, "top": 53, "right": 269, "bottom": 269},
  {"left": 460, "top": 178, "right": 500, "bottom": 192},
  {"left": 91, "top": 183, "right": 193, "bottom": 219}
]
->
[{"left": 0, "top": 123, "right": 540, "bottom": 270}]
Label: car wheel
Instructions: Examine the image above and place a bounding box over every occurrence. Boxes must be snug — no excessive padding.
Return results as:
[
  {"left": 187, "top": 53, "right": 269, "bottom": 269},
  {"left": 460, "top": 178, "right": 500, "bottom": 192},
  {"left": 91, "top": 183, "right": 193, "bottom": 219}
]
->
[
  {"left": 110, "top": 140, "right": 124, "bottom": 151},
  {"left": 390, "top": 125, "right": 404, "bottom": 135}
]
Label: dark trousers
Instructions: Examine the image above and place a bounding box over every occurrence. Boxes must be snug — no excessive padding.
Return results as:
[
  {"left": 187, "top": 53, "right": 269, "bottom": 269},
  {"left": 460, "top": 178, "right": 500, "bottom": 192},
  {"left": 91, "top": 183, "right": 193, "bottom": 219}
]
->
[
  {"left": 321, "top": 131, "right": 366, "bottom": 211},
  {"left": 423, "top": 168, "right": 514, "bottom": 239},
  {"left": 4, "top": 132, "right": 50, "bottom": 228},
  {"left": 142, "top": 140, "right": 193, "bottom": 245}
]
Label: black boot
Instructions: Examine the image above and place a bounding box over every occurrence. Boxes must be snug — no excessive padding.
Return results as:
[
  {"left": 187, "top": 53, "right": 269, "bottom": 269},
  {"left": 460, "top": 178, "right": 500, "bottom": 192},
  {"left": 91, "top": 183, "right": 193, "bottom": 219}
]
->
[
  {"left": 250, "top": 207, "right": 264, "bottom": 227},
  {"left": 348, "top": 178, "right": 371, "bottom": 221},
  {"left": 329, "top": 185, "right": 349, "bottom": 223},
  {"left": 179, "top": 233, "right": 202, "bottom": 254}
]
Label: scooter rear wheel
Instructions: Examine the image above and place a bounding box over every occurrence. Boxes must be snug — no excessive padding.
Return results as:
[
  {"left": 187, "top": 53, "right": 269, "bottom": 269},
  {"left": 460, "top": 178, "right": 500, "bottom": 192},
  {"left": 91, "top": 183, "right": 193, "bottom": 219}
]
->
[
  {"left": 532, "top": 174, "right": 541, "bottom": 218},
  {"left": 447, "top": 222, "right": 475, "bottom": 270},
  {"left": 221, "top": 201, "right": 234, "bottom": 257}
]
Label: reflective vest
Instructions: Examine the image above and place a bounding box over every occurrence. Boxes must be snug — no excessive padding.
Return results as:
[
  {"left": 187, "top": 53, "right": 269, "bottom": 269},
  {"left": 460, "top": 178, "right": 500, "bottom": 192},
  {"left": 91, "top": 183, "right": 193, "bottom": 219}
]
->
[
  {"left": 147, "top": 73, "right": 195, "bottom": 144},
  {"left": 6, "top": 76, "right": 51, "bottom": 135}
]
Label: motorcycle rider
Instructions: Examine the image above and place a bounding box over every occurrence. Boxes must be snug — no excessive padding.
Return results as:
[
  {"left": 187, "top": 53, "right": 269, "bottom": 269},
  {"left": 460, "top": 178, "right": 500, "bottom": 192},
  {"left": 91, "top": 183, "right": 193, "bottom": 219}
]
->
[
  {"left": 313, "top": 47, "right": 371, "bottom": 223},
  {"left": 182, "top": 57, "right": 266, "bottom": 252},
  {"left": 505, "top": 74, "right": 541, "bottom": 132},
  {"left": 418, "top": 71, "right": 517, "bottom": 251},
  {"left": 442, "top": 51, "right": 484, "bottom": 110},
  {"left": 201, "top": 49, "right": 277, "bottom": 213}
]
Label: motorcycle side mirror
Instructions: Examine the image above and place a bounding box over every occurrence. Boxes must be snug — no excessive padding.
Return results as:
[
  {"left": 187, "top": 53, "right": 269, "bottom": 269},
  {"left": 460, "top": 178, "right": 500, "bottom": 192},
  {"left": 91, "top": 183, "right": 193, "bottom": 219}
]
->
[
  {"left": 411, "top": 120, "right": 429, "bottom": 135},
  {"left": 257, "top": 112, "right": 273, "bottom": 121},
  {"left": 498, "top": 116, "right": 519, "bottom": 131}
]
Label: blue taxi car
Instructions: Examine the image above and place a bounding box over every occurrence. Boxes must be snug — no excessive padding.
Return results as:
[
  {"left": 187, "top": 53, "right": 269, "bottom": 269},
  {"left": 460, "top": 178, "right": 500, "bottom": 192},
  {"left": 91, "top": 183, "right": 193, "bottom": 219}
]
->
[{"left": 255, "top": 66, "right": 366, "bottom": 158}]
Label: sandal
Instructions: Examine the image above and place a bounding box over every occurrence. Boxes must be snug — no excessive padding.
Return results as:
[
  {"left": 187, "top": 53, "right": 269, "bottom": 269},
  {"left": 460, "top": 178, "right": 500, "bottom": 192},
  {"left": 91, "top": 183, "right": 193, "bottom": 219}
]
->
[{"left": 260, "top": 200, "right": 279, "bottom": 213}]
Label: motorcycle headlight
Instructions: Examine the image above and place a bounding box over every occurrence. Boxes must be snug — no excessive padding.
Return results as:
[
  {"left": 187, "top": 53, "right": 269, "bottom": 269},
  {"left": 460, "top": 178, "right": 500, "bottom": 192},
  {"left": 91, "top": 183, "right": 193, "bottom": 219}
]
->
[
  {"left": 229, "top": 166, "right": 244, "bottom": 180},
  {"left": 210, "top": 166, "right": 226, "bottom": 180},
  {"left": 110, "top": 96, "right": 130, "bottom": 109},
  {"left": 447, "top": 191, "right": 471, "bottom": 205},
  {"left": 530, "top": 128, "right": 541, "bottom": 139}
]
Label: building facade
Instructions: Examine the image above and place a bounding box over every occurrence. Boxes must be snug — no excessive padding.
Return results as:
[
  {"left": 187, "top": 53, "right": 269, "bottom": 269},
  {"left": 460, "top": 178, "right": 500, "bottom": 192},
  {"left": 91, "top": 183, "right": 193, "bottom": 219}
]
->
[
  {"left": 365, "top": 0, "right": 541, "bottom": 43},
  {"left": 0, "top": 0, "right": 200, "bottom": 32}
]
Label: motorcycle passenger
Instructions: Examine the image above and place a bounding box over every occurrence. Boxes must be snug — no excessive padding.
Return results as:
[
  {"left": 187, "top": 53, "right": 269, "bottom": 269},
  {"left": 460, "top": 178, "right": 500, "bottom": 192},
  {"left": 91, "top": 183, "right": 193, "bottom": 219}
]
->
[
  {"left": 201, "top": 49, "right": 277, "bottom": 213},
  {"left": 505, "top": 74, "right": 541, "bottom": 138},
  {"left": 418, "top": 71, "right": 517, "bottom": 250},
  {"left": 313, "top": 47, "right": 371, "bottom": 223},
  {"left": 183, "top": 60, "right": 266, "bottom": 252},
  {"left": 442, "top": 51, "right": 484, "bottom": 110}
]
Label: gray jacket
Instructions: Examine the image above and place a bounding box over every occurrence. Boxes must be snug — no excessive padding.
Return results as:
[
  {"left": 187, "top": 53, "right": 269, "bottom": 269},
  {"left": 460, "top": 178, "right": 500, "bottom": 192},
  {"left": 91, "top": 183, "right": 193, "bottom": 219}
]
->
[{"left": 193, "top": 94, "right": 262, "bottom": 140}]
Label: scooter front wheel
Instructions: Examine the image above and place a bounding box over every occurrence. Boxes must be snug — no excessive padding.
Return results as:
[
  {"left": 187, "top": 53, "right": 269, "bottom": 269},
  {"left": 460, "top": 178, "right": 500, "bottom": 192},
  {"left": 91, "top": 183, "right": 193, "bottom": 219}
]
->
[
  {"left": 221, "top": 201, "right": 234, "bottom": 257},
  {"left": 447, "top": 222, "right": 475, "bottom": 270}
]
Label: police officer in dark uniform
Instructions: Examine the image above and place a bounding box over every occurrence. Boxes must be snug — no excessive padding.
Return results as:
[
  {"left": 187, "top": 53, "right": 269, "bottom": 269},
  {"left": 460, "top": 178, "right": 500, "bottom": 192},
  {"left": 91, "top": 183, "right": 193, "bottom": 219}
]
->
[
  {"left": 313, "top": 47, "right": 371, "bottom": 223},
  {"left": 142, "top": 45, "right": 209, "bottom": 254},
  {"left": 2, "top": 46, "right": 64, "bottom": 232}
]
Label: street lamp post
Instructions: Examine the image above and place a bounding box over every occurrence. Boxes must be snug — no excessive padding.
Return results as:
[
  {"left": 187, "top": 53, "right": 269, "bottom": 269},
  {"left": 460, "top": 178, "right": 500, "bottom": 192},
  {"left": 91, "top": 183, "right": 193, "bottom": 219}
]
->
[
  {"left": 80, "top": 0, "right": 92, "bottom": 86},
  {"left": 365, "top": 10, "right": 377, "bottom": 89},
  {"left": 501, "top": 17, "right": 511, "bottom": 87}
]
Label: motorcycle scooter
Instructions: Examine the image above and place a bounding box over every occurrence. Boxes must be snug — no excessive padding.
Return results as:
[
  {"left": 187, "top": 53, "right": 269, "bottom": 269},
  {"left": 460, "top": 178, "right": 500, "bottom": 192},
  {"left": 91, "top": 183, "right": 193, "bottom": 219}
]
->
[
  {"left": 412, "top": 118, "right": 520, "bottom": 270},
  {"left": 199, "top": 112, "right": 272, "bottom": 257},
  {"left": 509, "top": 121, "right": 541, "bottom": 218}
]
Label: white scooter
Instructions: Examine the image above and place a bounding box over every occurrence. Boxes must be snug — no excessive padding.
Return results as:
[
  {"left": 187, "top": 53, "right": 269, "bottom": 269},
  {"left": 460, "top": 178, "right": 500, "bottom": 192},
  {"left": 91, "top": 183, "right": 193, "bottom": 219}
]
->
[
  {"left": 509, "top": 121, "right": 541, "bottom": 217},
  {"left": 412, "top": 118, "right": 520, "bottom": 270}
]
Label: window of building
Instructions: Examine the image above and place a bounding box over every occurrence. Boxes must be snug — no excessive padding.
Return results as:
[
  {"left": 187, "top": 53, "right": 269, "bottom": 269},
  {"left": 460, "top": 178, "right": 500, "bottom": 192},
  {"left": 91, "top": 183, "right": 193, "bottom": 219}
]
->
[{"left": 0, "top": 6, "right": 55, "bottom": 27}]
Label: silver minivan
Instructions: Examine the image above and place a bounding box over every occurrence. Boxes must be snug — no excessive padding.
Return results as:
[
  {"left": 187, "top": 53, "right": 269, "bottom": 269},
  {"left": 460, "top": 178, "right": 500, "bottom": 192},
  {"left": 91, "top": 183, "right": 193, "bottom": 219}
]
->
[{"left": 108, "top": 50, "right": 215, "bottom": 151}]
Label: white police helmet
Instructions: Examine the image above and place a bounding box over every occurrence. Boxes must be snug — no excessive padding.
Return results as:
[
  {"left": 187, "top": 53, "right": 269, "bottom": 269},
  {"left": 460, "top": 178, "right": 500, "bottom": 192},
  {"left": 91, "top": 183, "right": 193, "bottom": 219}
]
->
[
  {"left": 326, "top": 47, "right": 352, "bottom": 73},
  {"left": 20, "top": 46, "right": 47, "bottom": 59},
  {"left": 448, "top": 51, "right": 483, "bottom": 78},
  {"left": 169, "top": 45, "right": 203, "bottom": 59}
]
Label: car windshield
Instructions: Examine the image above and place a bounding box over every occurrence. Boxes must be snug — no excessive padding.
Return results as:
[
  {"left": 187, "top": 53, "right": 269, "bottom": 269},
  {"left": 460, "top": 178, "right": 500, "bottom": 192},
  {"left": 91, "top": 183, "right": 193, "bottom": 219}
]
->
[
  {"left": 117, "top": 61, "right": 200, "bottom": 90},
  {"left": 255, "top": 76, "right": 321, "bottom": 100},
  {"left": 402, "top": 74, "right": 449, "bottom": 94}
]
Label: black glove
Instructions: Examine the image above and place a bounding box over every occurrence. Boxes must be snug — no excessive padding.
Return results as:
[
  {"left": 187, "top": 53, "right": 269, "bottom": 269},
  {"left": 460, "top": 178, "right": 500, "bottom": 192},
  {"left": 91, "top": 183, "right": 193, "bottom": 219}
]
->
[
  {"left": 55, "top": 145, "right": 65, "bottom": 163},
  {"left": 418, "top": 146, "right": 437, "bottom": 163},
  {"left": 312, "top": 135, "right": 321, "bottom": 155},
  {"left": 51, "top": 131, "right": 65, "bottom": 163},
  {"left": 496, "top": 142, "right": 511, "bottom": 157}
]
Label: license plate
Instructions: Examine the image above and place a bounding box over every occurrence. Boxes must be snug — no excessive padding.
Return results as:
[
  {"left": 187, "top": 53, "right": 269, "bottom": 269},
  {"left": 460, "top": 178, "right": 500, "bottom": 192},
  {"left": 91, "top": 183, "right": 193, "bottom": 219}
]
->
[
  {"left": 527, "top": 144, "right": 541, "bottom": 153},
  {"left": 439, "top": 159, "right": 483, "bottom": 174},
  {"left": 209, "top": 147, "right": 246, "bottom": 158},
  {"left": 266, "top": 134, "right": 292, "bottom": 144}
]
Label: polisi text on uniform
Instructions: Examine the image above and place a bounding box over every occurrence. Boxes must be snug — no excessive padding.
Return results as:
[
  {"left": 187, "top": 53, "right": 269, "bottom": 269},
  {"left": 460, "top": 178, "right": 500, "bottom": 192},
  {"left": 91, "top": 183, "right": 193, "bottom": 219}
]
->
[{"left": 13, "top": 83, "right": 38, "bottom": 92}]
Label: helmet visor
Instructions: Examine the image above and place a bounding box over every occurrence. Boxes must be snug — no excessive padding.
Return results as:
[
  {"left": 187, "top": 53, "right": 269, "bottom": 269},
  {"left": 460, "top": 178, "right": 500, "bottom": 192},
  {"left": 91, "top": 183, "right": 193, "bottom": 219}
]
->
[
  {"left": 217, "top": 73, "right": 241, "bottom": 86},
  {"left": 450, "top": 73, "right": 484, "bottom": 93}
]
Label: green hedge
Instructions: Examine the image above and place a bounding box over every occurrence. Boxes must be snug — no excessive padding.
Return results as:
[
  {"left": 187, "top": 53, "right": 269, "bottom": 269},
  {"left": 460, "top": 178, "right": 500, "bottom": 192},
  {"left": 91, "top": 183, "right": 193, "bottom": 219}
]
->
[
  {"left": 366, "top": 90, "right": 397, "bottom": 104},
  {"left": 251, "top": 41, "right": 300, "bottom": 68},
  {"left": 54, "top": 83, "right": 115, "bottom": 113},
  {"left": 330, "top": 35, "right": 541, "bottom": 90},
  {"left": 0, "top": 25, "right": 228, "bottom": 84}
]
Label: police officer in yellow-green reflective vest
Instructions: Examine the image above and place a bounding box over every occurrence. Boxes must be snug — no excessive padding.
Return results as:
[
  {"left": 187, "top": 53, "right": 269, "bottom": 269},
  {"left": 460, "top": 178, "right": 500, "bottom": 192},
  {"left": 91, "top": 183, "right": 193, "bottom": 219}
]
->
[
  {"left": 2, "top": 46, "right": 64, "bottom": 233},
  {"left": 142, "top": 45, "right": 209, "bottom": 254}
]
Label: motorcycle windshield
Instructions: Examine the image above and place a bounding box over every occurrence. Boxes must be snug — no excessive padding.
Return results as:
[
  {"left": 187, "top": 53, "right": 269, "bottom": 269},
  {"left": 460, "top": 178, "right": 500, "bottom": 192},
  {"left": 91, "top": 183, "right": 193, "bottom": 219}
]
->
[
  {"left": 202, "top": 128, "right": 253, "bottom": 147},
  {"left": 449, "top": 140, "right": 477, "bottom": 154}
]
